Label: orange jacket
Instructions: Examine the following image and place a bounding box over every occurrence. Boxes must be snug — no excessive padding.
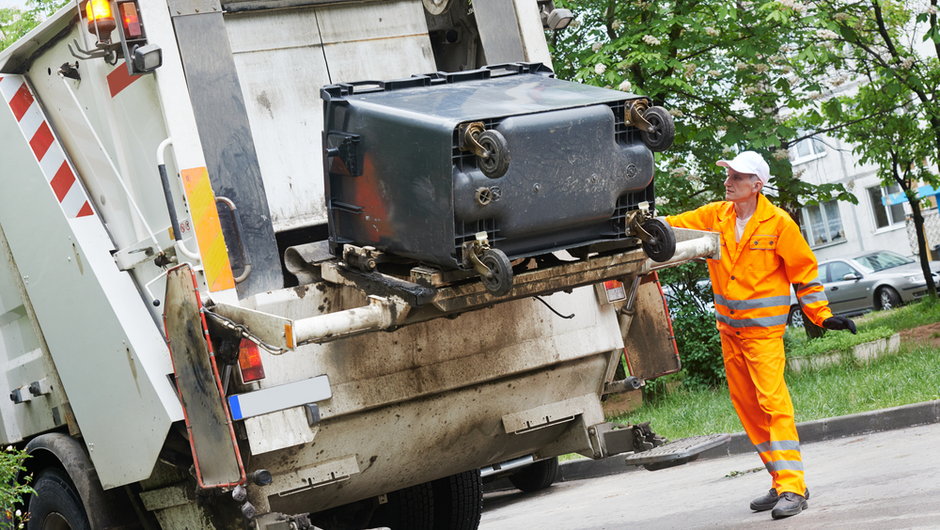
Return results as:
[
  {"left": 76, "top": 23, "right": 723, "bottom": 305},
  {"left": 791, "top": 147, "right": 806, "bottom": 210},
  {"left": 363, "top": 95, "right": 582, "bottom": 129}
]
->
[{"left": 666, "top": 194, "right": 832, "bottom": 339}]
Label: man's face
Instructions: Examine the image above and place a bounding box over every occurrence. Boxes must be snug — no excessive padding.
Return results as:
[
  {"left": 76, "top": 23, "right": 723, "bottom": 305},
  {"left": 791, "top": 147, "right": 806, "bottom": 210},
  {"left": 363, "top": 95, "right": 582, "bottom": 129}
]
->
[{"left": 724, "top": 169, "right": 761, "bottom": 202}]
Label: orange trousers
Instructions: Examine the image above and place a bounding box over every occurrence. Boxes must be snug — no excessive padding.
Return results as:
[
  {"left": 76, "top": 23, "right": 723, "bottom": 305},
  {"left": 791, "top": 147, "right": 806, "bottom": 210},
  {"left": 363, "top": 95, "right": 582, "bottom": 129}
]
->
[{"left": 720, "top": 333, "right": 806, "bottom": 495}]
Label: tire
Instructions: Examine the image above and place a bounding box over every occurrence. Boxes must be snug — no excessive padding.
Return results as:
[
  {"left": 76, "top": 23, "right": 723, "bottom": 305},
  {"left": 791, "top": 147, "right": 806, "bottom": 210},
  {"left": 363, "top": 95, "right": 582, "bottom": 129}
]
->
[
  {"left": 432, "top": 470, "right": 482, "bottom": 530},
  {"left": 480, "top": 248, "right": 513, "bottom": 296},
  {"left": 787, "top": 305, "right": 805, "bottom": 328},
  {"left": 876, "top": 286, "right": 901, "bottom": 311},
  {"left": 477, "top": 130, "right": 510, "bottom": 178},
  {"left": 639, "top": 106, "right": 675, "bottom": 152},
  {"left": 508, "top": 457, "right": 559, "bottom": 493},
  {"left": 641, "top": 218, "right": 677, "bottom": 263},
  {"left": 27, "top": 469, "right": 91, "bottom": 530},
  {"left": 369, "top": 481, "right": 435, "bottom": 530}
]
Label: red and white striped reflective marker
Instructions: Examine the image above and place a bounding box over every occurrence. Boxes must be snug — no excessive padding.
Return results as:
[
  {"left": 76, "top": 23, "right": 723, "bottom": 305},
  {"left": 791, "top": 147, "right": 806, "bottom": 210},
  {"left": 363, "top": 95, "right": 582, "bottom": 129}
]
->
[{"left": 0, "top": 75, "right": 94, "bottom": 218}]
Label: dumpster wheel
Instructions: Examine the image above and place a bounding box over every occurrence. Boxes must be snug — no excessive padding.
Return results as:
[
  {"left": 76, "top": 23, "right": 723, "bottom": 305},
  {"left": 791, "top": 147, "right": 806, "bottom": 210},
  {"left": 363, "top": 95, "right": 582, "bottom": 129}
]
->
[
  {"left": 477, "top": 130, "right": 510, "bottom": 178},
  {"left": 640, "top": 218, "right": 677, "bottom": 263},
  {"left": 639, "top": 106, "right": 675, "bottom": 152},
  {"left": 479, "top": 248, "right": 513, "bottom": 296}
]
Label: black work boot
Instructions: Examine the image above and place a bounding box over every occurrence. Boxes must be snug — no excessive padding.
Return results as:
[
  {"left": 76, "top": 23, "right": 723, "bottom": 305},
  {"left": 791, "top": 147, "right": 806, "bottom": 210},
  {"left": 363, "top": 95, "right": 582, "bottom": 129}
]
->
[
  {"left": 750, "top": 488, "right": 779, "bottom": 512},
  {"left": 771, "top": 491, "right": 808, "bottom": 519}
]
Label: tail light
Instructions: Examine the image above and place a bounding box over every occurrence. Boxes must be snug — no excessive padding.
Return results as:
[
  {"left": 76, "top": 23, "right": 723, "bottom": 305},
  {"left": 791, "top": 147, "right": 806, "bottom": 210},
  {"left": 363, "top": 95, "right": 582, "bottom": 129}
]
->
[
  {"left": 119, "top": 2, "right": 142, "bottom": 39},
  {"left": 599, "top": 280, "right": 627, "bottom": 303},
  {"left": 237, "top": 339, "right": 266, "bottom": 383},
  {"left": 85, "top": 0, "right": 116, "bottom": 44}
]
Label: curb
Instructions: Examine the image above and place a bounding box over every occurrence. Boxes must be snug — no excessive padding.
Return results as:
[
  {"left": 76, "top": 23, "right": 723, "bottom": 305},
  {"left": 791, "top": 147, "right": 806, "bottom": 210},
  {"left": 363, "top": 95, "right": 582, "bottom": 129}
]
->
[{"left": 557, "top": 399, "right": 940, "bottom": 483}]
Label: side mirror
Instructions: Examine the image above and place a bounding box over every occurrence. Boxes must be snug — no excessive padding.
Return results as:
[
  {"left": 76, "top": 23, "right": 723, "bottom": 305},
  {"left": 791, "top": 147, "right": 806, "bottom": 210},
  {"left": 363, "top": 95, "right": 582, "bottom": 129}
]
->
[{"left": 842, "top": 272, "right": 861, "bottom": 281}]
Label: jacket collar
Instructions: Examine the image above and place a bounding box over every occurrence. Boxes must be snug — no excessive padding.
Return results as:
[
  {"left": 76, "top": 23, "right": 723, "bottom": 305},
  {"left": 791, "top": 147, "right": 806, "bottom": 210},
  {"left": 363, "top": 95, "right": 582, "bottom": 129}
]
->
[
  {"left": 717, "top": 193, "right": 775, "bottom": 224},
  {"left": 718, "top": 194, "right": 777, "bottom": 266}
]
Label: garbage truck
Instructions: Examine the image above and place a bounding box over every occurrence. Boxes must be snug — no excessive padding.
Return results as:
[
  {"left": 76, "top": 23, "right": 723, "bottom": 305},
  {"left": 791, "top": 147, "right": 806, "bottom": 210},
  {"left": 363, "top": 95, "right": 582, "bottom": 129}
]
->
[{"left": 0, "top": 0, "right": 725, "bottom": 527}]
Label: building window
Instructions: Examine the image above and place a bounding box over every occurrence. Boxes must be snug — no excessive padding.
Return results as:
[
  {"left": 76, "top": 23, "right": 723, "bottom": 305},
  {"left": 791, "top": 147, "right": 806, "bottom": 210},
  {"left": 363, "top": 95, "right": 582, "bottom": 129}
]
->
[
  {"left": 800, "top": 200, "right": 845, "bottom": 247},
  {"left": 791, "top": 136, "right": 826, "bottom": 164},
  {"left": 867, "top": 184, "right": 905, "bottom": 229}
]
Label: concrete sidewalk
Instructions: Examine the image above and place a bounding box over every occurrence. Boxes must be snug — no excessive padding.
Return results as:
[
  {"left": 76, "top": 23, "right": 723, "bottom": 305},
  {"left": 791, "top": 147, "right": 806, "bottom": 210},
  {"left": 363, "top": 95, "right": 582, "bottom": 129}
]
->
[{"left": 557, "top": 399, "right": 940, "bottom": 482}]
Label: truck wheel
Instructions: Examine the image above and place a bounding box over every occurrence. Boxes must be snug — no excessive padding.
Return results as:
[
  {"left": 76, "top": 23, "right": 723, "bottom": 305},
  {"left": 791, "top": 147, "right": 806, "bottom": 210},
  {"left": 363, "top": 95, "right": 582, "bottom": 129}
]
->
[
  {"left": 28, "top": 469, "right": 91, "bottom": 530},
  {"left": 477, "top": 129, "right": 510, "bottom": 178},
  {"left": 640, "top": 106, "right": 675, "bottom": 152},
  {"left": 432, "top": 470, "right": 482, "bottom": 530},
  {"left": 641, "top": 218, "right": 677, "bottom": 263},
  {"left": 480, "top": 248, "right": 513, "bottom": 296},
  {"left": 369, "top": 481, "right": 435, "bottom": 530},
  {"left": 508, "top": 457, "right": 559, "bottom": 493}
]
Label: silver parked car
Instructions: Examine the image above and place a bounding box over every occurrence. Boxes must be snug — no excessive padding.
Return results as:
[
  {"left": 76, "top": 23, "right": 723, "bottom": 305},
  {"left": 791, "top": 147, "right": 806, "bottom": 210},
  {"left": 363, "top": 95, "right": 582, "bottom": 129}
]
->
[{"left": 788, "top": 250, "right": 940, "bottom": 325}]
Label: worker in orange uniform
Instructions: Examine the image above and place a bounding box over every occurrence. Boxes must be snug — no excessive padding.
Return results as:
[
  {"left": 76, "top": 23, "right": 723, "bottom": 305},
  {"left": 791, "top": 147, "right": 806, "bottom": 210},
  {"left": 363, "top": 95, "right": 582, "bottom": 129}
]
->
[{"left": 664, "top": 151, "right": 856, "bottom": 519}]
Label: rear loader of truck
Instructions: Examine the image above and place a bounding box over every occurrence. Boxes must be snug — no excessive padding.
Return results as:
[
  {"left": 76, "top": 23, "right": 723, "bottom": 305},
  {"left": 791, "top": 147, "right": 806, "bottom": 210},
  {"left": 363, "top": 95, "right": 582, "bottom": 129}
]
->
[{"left": 0, "top": 0, "right": 724, "bottom": 528}]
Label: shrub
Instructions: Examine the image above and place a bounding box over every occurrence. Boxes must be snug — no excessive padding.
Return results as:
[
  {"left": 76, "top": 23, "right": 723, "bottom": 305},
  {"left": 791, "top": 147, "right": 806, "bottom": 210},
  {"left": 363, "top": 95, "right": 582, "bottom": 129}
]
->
[
  {"left": 659, "top": 263, "right": 725, "bottom": 392},
  {"left": 671, "top": 303, "right": 724, "bottom": 390},
  {"left": 0, "top": 446, "right": 30, "bottom": 527}
]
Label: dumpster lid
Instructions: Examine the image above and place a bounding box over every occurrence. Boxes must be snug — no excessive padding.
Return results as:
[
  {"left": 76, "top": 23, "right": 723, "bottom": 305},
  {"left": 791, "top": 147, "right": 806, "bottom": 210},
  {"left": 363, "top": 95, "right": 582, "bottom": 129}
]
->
[{"left": 321, "top": 63, "right": 642, "bottom": 124}]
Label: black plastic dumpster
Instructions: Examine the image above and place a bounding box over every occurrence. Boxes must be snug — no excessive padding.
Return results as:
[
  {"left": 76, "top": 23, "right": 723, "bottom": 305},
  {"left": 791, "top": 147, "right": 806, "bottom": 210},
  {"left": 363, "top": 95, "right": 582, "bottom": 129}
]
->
[{"left": 321, "top": 63, "right": 675, "bottom": 295}]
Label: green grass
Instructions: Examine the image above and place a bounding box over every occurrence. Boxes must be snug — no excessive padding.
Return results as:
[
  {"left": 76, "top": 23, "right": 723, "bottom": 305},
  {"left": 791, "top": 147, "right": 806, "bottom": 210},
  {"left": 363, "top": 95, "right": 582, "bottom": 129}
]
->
[
  {"left": 854, "top": 296, "right": 940, "bottom": 331},
  {"left": 785, "top": 326, "right": 896, "bottom": 358},
  {"left": 784, "top": 297, "right": 940, "bottom": 354},
  {"left": 613, "top": 344, "right": 940, "bottom": 440}
]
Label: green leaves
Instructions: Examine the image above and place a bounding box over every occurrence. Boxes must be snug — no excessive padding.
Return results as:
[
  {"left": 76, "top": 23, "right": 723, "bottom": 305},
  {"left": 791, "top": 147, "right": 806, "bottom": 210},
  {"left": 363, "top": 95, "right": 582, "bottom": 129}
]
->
[
  {"left": 551, "top": 0, "right": 848, "bottom": 214},
  {"left": 0, "top": 8, "right": 40, "bottom": 51},
  {"left": 1, "top": 0, "right": 69, "bottom": 51},
  {"left": 0, "top": 445, "right": 32, "bottom": 526}
]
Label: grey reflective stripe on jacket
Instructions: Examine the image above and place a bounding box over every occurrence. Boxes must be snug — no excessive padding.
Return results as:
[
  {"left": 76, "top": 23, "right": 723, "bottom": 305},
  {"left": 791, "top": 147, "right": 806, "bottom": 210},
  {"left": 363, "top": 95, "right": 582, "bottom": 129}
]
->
[
  {"left": 797, "top": 290, "right": 828, "bottom": 307},
  {"left": 716, "top": 313, "right": 790, "bottom": 328},
  {"left": 794, "top": 280, "right": 823, "bottom": 292},
  {"left": 714, "top": 293, "right": 792, "bottom": 311}
]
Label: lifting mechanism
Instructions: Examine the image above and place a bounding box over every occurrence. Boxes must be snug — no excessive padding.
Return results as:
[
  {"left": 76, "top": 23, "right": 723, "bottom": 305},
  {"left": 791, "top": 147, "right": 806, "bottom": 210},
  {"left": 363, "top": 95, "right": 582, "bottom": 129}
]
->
[{"left": 211, "top": 228, "right": 718, "bottom": 350}]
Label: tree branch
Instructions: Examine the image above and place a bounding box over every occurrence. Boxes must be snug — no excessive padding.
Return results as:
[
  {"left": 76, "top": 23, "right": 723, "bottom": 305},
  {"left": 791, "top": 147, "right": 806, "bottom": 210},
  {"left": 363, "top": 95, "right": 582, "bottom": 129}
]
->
[
  {"left": 788, "top": 100, "right": 911, "bottom": 146},
  {"left": 932, "top": 0, "right": 940, "bottom": 62}
]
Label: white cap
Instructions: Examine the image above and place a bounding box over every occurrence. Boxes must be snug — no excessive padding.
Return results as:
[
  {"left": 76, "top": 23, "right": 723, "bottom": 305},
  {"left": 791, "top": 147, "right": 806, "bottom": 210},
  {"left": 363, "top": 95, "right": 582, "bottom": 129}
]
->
[{"left": 717, "top": 151, "right": 771, "bottom": 186}]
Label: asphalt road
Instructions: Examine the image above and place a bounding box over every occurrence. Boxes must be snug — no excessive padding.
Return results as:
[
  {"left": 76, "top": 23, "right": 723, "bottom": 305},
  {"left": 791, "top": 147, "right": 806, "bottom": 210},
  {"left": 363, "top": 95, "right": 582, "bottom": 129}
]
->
[{"left": 480, "top": 423, "right": 940, "bottom": 529}]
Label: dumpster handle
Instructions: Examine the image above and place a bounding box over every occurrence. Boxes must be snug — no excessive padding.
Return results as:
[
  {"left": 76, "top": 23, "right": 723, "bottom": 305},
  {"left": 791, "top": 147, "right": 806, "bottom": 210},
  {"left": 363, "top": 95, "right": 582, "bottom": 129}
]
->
[{"left": 215, "top": 196, "right": 252, "bottom": 283}]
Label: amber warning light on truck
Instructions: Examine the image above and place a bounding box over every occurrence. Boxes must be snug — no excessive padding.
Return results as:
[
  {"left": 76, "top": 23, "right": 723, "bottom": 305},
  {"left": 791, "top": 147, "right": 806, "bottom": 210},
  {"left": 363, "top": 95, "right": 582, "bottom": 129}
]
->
[
  {"left": 84, "top": 0, "right": 115, "bottom": 45},
  {"left": 75, "top": 0, "right": 161, "bottom": 75}
]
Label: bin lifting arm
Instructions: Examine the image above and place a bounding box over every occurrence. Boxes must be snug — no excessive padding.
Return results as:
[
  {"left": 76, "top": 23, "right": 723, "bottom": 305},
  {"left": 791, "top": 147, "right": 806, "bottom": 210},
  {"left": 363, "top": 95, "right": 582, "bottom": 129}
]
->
[{"left": 211, "top": 295, "right": 407, "bottom": 349}]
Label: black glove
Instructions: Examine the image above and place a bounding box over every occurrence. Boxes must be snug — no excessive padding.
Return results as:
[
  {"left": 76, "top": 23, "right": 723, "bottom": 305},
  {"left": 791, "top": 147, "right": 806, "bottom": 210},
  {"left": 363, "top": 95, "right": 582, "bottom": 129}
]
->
[{"left": 823, "top": 316, "right": 857, "bottom": 334}]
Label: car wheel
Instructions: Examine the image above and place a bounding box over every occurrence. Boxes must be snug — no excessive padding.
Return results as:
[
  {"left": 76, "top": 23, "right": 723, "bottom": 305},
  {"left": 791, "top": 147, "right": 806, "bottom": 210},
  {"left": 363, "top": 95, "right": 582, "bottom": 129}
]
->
[
  {"left": 876, "top": 286, "right": 901, "bottom": 311},
  {"left": 787, "top": 305, "right": 805, "bottom": 328}
]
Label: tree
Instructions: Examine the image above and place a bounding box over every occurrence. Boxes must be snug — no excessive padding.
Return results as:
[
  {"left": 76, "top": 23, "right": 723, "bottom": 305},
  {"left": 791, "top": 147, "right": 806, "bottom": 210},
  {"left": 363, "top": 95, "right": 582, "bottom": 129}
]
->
[
  {"left": 1, "top": 0, "right": 67, "bottom": 52},
  {"left": 547, "top": 1, "right": 858, "bottom": 351},
  {"left": 794, "top": 0, "right": 940, "bottom": 299},
  {"left": 550, "top": 0, "right": 856, "bottom": 223},
  {"left": 0, "top": 8, "right": 40, "bottom": 50}
]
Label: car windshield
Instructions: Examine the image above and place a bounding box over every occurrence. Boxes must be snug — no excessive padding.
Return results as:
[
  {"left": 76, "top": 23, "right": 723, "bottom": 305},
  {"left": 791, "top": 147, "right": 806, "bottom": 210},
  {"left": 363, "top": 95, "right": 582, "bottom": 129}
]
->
[{"left": 853, "top": 251, "right": 914, "bottom": 272}]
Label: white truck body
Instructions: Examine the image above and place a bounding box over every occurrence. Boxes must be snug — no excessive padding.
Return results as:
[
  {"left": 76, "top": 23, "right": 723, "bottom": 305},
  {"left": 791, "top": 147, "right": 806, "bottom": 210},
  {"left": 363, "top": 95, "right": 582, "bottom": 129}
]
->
[{"left": 0, "top": 0, "right": 719, "bottom": 527}]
